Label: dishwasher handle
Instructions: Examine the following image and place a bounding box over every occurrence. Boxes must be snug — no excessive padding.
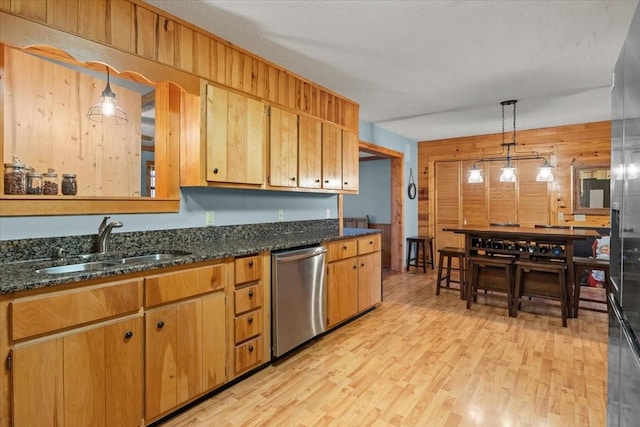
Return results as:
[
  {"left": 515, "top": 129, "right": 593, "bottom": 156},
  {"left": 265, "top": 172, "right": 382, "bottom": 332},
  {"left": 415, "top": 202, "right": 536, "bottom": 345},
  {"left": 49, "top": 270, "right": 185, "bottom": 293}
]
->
[{"left": 274, "top": 246, "right": 327, "bottom": 263}]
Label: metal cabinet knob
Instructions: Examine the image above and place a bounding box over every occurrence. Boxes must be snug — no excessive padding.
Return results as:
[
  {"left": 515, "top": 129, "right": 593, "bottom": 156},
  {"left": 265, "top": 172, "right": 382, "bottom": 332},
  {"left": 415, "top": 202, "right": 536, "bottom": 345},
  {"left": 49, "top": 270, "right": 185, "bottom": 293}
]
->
[
  {"left": 248, "top": 317, "right": 254, "bottom": 324},
  {"left": 156, "top": 321, "right": 165, "bottom": 329},
  {"left": 248, "top": 290, "right": 254, "bottom": 298},
  {"left": 248, "top": 261, "right": 254, "bottom": 267},
  {"left": 213, "top": 168, "right": 219, "bottom": 174},
  {"left": 124, "top": 331, "right": 133, "bottom": 339},
  {"left": 248, "top": 345, "right": 254, "bottom": 352}
]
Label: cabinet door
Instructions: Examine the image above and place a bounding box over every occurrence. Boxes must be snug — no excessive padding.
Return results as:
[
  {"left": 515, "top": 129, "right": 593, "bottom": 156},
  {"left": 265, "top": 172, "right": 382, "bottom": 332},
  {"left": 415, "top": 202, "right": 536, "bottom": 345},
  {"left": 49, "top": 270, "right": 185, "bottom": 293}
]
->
[
  {"left": 321, "top": 122, "right": 342, "bottom": 190},
  {"left": 205, "top": 84, "right": 265, "bottom": 184},
  {"left": 434, "top": 162, "right": 462, "bottom": 258},
  {"left": 13, "top": 338, "right": 63, "bottom": 426},
  {"left": 269, "top": 106, "right": 298, "bottom": 187},
  {"left": 105, "top": 318, "right": 143, "bottom": 427},
  {"left": 358, "top": 252, "right": 382, "bottom": 311},
  {"left": 202, "top": 292, "right": 227, "bottom": 390},
  {"left": 176, "top": 300, "right": 204, "bottom": 403},
  {"left": 64, "top": 327, "right": 106, "bottom": 427},
  {"left": 298, "top": 115, "right": 322, "bottom": 188},
  {"left": 342, "top": 130, "right": 359, "bottom": 191},
  {"left": 327, "top": 258, "right": 358, "bottom": 327},
  {"left": 145, "top": 306, "right": 178, "bottom": 419}
]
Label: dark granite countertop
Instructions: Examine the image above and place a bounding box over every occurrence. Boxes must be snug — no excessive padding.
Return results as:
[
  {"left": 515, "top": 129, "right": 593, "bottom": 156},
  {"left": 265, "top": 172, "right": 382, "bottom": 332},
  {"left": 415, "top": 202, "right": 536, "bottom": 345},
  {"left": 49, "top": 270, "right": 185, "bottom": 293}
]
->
[{"left": 1, "top": 225, "right": 380, "bottom": 295}]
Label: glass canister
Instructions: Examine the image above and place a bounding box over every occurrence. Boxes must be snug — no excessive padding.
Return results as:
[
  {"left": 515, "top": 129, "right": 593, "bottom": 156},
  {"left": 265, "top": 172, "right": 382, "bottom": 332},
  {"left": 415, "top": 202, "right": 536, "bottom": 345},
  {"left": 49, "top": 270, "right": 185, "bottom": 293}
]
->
[
  {"left": 43, "top": 171, "right": 59, "bottom": 195},
  {"left": 4, "top": 162, "right": 27, "bottom": 195},
  {"left": 61, "top": 173, "right": 78, "bottom": 195},
  {"left": 26, "top": 172, "right": 43, "bottom": 195}
]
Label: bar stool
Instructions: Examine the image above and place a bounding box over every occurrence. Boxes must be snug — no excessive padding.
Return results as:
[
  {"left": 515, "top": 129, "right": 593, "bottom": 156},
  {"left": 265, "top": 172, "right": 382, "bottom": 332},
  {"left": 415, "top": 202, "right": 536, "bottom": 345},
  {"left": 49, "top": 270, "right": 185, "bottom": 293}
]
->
[
  {"left": 573, "top": 256, "right": 610, "bottom": 316},
  {"left": 514, "top": 260, "right": 568, "bottom": 327},
  {"left": 406, "top": 236, "right": 434, "bottom": 273},
  {"left": 467, "top": 256, "right": 515, "bottom": 316},
  {"left": 436, "top": 247, "right": 465, "bottom": 299}
]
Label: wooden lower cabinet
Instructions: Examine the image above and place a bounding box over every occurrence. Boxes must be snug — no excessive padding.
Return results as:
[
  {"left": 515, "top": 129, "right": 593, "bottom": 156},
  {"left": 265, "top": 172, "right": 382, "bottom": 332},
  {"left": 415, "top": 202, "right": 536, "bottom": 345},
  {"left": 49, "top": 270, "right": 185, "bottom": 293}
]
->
[
  {"left": 12, "top": 317, "right": 143, "bottom": 427},
  {"left": 145, "top": 291, "right": 226, "bottom": 422},
  {"left": 325, "top": 235, "right": 382, "bottom": 328},
  {"left": 357, "top": 252, "right": 382, "bottom": 312},
  {"left": 327, "top": 257, "right": 359, "bottom": 327}
]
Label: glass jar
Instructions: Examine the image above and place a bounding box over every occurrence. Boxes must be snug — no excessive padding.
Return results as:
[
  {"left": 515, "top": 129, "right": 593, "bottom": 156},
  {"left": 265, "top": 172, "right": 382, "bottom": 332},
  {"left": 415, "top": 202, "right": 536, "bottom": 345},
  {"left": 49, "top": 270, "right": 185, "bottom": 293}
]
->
[
  {"left": 4, "top": 162, "right": 27, "bottom": 195},
  {"left": 26, "top": 172, "right": 43, "bottom": 195},
  {"left": 61, "top": 174, "right": 77, "bottom": 195},
  {"left": 43, "top": 172, "right": 59, "bottom": 195}
]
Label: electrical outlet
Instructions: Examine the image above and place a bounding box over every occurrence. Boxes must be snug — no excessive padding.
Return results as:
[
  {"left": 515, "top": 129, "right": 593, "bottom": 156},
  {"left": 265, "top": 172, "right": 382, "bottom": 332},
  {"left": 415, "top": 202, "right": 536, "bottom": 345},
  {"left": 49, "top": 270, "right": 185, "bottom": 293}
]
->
[
  {"left": 278, "top": 209, "right": 284, "bottom": 221},
  {"left": 205, "top": 211, "right": 215, "bottom": 226},
  {"left": 325, "top": 208, "right": 331, "bottom": 218},
  {"left": 558, "top": 212, "right": 564, "bottom": 221},
  {"left": 575, "top": 214, "right": 586, "bottom": 222}
]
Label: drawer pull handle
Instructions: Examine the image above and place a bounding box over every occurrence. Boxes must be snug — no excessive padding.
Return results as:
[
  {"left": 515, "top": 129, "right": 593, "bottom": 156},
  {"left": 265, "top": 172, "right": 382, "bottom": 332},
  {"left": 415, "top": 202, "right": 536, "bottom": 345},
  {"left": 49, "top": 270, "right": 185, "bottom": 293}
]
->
[
  {"left": 315, "top": 179, "right": 320, "bottom": 183},
  {"left": 248, "top": 317, "right": 254, "bottom": 324},
  {"left": 248, "top": 261, "right": 254, "bottom": 267},
  {"left": 124, "top": 331, "right": 134, "bottom": 340},
  {"left": 248, "top": 345, "right": 254, "bottom": 352},
  {"left": 248, "top": 290, "right": 254, "bottom": 297},
  {"left": 324, "top": 180, "right": 329, "bottom": 183},
  {"left": 343, "top": 246, "right": 347, "bottom": 250},
  {"left": 344, "top": 181, "right": 348, "bottom": 185},
  {"left": 156, "top": 321, "right": 165, "bottom": 329}
]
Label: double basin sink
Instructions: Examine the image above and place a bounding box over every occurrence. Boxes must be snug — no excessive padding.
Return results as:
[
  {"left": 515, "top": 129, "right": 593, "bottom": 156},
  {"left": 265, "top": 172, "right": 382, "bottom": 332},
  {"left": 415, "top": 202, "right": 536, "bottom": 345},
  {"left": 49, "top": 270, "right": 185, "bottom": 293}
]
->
[{"left": 35, "top": 251, "right": 192, "bottom": 274}]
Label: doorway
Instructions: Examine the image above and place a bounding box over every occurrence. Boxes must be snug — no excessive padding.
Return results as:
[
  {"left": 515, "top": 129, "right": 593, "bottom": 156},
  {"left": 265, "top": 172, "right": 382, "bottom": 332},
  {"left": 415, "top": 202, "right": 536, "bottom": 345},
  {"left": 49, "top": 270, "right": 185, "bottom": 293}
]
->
[{"left": 352, "top": 141, "right": 403, "bottom": 272}]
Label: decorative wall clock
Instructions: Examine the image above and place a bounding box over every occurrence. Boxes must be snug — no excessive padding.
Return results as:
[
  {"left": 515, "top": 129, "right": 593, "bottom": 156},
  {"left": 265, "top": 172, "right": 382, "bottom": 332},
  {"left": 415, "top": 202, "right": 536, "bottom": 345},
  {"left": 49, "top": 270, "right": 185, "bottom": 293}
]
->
[{"left": 408, "top": 168, "right": 417, "bottom": 200}]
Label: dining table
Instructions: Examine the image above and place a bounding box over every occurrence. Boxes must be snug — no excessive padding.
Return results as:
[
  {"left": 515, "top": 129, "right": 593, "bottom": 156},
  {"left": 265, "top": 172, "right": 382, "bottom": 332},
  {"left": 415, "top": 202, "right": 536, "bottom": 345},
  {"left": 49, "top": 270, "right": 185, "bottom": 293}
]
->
[{"left": 442, "top": 225, "right": 601, "bottom": 318}]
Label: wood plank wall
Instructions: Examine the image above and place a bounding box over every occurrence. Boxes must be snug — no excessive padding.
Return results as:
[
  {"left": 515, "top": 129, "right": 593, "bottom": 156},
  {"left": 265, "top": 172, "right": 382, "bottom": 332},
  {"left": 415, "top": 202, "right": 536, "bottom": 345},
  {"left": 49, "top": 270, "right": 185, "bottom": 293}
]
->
[
  {"left": 418, "top": 121, "right": 611, "bottom": 237},
  {"left": 4, "top": 47, "right": 142, "bottom": 197},
  {"left": 0, "top": 0, "right": 359, "bottom": 132}
]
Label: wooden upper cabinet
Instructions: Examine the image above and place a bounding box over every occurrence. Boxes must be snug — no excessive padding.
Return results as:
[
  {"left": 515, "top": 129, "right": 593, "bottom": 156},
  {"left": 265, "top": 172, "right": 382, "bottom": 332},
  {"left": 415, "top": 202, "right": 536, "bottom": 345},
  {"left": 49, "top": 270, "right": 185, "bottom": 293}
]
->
[
  {"left": 205, "top": 84, "right": 266, "bottom": 185},
  {"left": 321, "top": 122, "right": 342, "bottom": 190},
  {"left": 269, "top": 106, "right": 298, "bottom": 187},
  {"left": 298, "top": 115, "right": 323, "bottom": 189},
  {"left": 342, "top": 130, "right": 359, "bottom": 191}
]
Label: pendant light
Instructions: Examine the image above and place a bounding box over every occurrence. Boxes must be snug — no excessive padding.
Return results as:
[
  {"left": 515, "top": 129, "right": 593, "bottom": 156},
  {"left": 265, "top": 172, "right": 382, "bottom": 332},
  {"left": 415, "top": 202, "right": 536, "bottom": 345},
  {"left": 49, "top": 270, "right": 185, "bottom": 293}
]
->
[
  {"left": 467, "top": 100, "right": 554, "bottom": 184},
  {"left": 86, "top": 67, "right": 129, "bottom": 125}
]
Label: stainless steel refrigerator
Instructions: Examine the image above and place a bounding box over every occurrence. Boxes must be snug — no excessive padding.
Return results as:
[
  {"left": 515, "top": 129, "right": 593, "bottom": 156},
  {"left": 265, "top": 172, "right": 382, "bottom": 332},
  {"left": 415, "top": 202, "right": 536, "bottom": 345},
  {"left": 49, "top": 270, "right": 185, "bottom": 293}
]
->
[{"left": 609, "top": 4, "right": 640, "bottom": 426}]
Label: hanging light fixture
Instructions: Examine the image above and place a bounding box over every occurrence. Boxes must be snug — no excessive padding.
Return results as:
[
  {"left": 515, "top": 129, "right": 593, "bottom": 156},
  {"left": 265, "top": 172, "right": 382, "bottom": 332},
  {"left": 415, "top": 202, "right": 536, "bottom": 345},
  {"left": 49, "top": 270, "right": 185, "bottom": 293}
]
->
[
  {"left": 467, "top": 100, "right": 554, "bottom": 184},
  {"left": 86, "top": 67, "right": 129, "bottom": 125}
]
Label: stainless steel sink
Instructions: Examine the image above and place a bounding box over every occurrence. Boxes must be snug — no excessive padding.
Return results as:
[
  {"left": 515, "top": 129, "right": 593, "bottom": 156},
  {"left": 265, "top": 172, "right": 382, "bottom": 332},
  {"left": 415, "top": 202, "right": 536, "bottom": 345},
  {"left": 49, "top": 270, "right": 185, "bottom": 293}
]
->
[
  {"left": 117, "top": 253, "right": 188, "bottom": 264},
  {"left": 35, "top": 251, "right": 192, "bottom": 274},
  {"left": 35, "top": 261, "right": 118, "bottom": 274}
]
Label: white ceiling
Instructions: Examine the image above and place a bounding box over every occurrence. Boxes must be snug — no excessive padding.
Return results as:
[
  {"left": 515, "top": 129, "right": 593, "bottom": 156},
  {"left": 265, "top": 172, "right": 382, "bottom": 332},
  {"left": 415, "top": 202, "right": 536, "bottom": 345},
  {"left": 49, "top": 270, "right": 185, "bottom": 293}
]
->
[{"left": 146, "top": 0, "right": 638, "bottom": 142}]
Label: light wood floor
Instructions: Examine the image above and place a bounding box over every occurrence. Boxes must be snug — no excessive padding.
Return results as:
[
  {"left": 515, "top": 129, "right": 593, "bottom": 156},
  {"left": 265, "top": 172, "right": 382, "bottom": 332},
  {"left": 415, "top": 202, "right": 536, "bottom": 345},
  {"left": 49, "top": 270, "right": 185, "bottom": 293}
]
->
[{"left": 159, "top": 269, "right": 608, "bottom": 427}]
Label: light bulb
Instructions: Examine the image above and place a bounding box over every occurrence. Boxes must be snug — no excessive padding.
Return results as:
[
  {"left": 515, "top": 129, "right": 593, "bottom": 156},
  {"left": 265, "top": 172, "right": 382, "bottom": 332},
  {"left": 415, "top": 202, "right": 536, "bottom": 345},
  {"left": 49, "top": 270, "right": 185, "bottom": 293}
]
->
[{"left": 499, "top": 167, "right": 516, "bottom": 182}]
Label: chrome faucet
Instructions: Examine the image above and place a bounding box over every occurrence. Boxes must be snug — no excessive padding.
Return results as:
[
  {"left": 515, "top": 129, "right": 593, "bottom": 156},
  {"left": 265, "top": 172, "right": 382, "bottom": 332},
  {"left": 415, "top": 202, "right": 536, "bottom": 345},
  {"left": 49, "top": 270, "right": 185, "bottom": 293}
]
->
[{"left": 97, "top": 216, "right": 123, "bottom": 253}]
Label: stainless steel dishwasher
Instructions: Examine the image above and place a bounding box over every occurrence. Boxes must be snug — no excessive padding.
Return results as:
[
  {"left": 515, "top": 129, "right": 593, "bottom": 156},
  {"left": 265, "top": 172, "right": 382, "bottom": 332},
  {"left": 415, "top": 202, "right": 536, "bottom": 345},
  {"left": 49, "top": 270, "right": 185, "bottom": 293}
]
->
[{"left": 271, "top": 245, "right": 327, "bottom": 358}]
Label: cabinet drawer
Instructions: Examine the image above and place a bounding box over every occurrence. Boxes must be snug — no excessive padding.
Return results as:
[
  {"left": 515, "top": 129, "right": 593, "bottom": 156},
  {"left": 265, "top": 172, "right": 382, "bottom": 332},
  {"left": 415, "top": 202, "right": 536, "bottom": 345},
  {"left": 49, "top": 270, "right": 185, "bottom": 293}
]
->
[
  {"left": 326, "top": 239, "right": 358, "bottom": 262},
  {"left": 358, "top": 234, "right": 381, "bottom": 255},
  {"left": 234, "top": 308, "right": 263, "bottom": 343},
  {"left": 234, "top": 284, "right": 263, "bottom": 315},
  {"left": 235, "top": 336, "right": 264, "bottom": 375},
  {"left": 11, "top": 279, "right": 142, "bottom": 341},
  {"left": 145, "top": 264, "right": 226, "bottom": 307},
  {"left": 235, "top": 255, "right": 262, "bottom": 284}
]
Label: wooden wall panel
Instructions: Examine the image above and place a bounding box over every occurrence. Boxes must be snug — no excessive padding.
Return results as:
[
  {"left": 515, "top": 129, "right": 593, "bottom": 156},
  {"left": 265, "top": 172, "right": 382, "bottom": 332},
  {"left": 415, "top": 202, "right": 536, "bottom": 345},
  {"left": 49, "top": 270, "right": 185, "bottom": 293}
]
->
[
  {"left": 109, "top": 0, "right": 135, "bottom": 53},
  {"left": 3, "top": 47, "right": 142, "bottom": 197},
  {"left": 516, "top": 159, "right": 551, "bottom": 227},
  {"left": 134, "top": 5, "right": 158, "bottom": 61},
  {"left": 193, "top": 31, "right": 210, "bottom": 78},
  {"left": 369, "top": 223, "right": 392, "bottom": 268},
  {"left": 174, "top": 23, "right": 193, "bottom": 73},
  {"left": 11, "top": 0, "right": 45, "bottom": 21},
  {"left": 156, "top": 15, "right": 175, "bottom": 67},
  {"left": 419, "top": 121, "right": 611, "bottom": 238},
  {"left": 434, "top": 162, "right": 462, "bottom": 253},
  {"left": 46, "top": 0, "right": 78, "bottom": 33},
  {"left": 78, "top": 0, "right": 107, "bottom": 44}
]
